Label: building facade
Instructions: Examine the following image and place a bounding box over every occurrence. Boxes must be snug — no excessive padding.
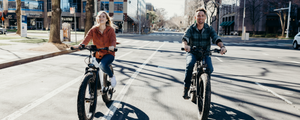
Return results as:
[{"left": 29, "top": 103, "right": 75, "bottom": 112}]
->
[
  {"left": 0, "top": 0, "right": 146, "bottom": 33},
  {"left": 212, "top": 0, "right": 300, "bottom": 36}
]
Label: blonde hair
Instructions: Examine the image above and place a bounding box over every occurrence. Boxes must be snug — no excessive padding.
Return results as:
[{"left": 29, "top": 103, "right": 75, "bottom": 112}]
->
[{"left": 95, "top": 11, "right": 114, "bottom": 28}]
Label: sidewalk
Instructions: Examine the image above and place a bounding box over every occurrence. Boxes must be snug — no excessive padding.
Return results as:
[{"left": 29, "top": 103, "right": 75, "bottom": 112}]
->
[
  {"left": 0, "top": 32, "right": 142, "bottom": 69},
  {"left": 220, "top": 35, "right": 293, "bottom": 47}
]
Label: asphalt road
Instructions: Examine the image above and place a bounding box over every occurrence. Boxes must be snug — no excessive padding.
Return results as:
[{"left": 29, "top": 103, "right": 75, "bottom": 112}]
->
[{"left": 0, "top": 32, "right": 299, "bottom": 120}]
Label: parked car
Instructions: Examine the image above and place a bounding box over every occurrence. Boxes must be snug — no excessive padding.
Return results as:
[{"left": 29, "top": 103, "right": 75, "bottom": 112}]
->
[
  {"left": 293, "top": 32, "right": 300, "bottom": 49},
  {"left": 230, "top": 31, "right": 238, "bottom": 35},
  {"left": 0, "top": 27, "right": 7, "bottom": 34}
]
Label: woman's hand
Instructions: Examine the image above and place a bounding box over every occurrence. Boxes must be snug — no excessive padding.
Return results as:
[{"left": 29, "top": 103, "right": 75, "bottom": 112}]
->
[{"left": 109, "top": 46, "right": 115, "bottom": 51}]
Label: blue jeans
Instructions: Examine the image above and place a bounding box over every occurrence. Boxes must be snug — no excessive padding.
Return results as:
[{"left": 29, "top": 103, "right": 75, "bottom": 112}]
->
[
  {"left": 96, "top": 54, "right": 115, "bottom": 77},
  {"left": 184, "top": 52, "right": 213, "bottom": 88}
]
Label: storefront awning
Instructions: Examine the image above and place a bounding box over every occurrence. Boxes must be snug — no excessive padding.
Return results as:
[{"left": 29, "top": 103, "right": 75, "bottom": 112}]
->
[{"left": 220, "top": 21, "right": 234, "bottom": 27}]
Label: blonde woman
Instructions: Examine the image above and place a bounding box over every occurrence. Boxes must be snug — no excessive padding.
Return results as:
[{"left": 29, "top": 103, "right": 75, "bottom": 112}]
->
[{"left": 74, "top": 11, "right": 117, "bottom": 87}]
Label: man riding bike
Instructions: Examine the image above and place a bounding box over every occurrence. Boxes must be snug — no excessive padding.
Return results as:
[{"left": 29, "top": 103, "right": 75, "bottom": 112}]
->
[{"left": 182, "top": 8, "right": 227, "bottom": 99}]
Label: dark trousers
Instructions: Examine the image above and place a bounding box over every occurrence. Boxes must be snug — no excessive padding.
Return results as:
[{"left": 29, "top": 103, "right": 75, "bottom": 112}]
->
[
  {"left": 96, "top": 54, "right": 115, "bottom": 77},
  {"left": 184, "top": 52, "right": 213, "bottom": 88}
]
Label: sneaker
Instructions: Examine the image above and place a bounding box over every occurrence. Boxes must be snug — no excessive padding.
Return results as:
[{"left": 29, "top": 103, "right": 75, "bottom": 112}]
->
[
  {"left": 183, "top": 87, "right": 190, "bottom": 100},
  {"left": 110, "top": 75, "right": 117, "bottom": 88}
]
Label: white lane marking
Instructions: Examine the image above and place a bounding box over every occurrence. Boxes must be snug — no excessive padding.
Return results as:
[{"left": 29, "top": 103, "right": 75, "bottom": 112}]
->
[
  {"left": 116, "top": 51, "right": 133, "bottom": 59},
  {"left": 2, "top": 76, "right": 83, "bottom": 120},
  {"left": 154, "top": 41, "right": 159, "bottom": 43},
  {"left": 255, "top": 82, "right": 293, "bottom": 105},
  {"left": 136, "top": 42, "right": 152, "bottom": 49},
  {"left": 122, "top": 41, "right": 129, "bottom": 43},
  {"left": 102, "top": 42, "right": 166, "bottom": 120},
  {"left": 262, "top": 53, "right": 269, "bottom": 55},
  {"left": 215, "top": 57, "right": 223, "bottom": 62},
  {"left": 173, "top": 41, "right": 179, "bottom": 44},
  {"left": 290, "top": 61, "right": 300, "bottom": 64},
  {"left": 164, "top": 41, "right": 169, "bottom": 43},
  {"left": 133, "top": 41, "right": 139, "bottom": 43}
]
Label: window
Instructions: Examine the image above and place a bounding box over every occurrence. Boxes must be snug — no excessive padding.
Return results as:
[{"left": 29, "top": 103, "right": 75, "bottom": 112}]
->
[
  {"left": 114, "top": 2, "right": 123, "bottom": 13},
  {"left": 47, "top": 0, "right": 51, "bottom": 12},
  {"left": 83, "top": 1, "right": 86, "bottom": 13},
  {"left": 100, "top": 1, "right": 109, "bottom": 13},
  {"left": 0, "top": 0, "right": 3, "bottom": 11},
  {"left": 8, "top": 0, "right": 16, "bottom": 10},
  {"left": 19, "top": 0, "right": 44, "bottom": 12},
  {"left": 60, "top": 0, "right": 81, "bottom": 12}
]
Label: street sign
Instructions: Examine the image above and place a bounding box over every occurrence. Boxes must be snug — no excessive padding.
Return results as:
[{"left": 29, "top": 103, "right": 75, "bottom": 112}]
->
[
  {"left": 70, "top": 7, "right": 75, "bottom": 14},
  {"left": 1, "top": 17, "right": 4, "bottom": 21}
]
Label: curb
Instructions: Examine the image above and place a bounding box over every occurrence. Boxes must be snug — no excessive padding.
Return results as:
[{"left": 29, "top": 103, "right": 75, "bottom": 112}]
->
[{"left": 0, "top": 49, "right": 76, "bottom": 70}]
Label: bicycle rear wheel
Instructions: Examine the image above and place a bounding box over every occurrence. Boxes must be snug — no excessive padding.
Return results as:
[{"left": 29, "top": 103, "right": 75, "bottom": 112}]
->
[
  {"left": 102, "top": 65, "right": 114, "bottom": 104},
  {"left": 77, "top": 73, "right": 98, "bottom": 120},
  {"left": 197, "top": 73, "right": 211, "bottom": 120}
]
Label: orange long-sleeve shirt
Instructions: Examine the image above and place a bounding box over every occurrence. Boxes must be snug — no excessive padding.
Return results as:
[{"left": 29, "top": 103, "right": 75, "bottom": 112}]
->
[{"left": 80, "top": 26, "right": 116, "bottom": 59}]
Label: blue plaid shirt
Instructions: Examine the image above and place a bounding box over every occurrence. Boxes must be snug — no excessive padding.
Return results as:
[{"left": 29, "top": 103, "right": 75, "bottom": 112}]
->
[{"left": 182, "top": 23, "right": 221, "bottom": 51}]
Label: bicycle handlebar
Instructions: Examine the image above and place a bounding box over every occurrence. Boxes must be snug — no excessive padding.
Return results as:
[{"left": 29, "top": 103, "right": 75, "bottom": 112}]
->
[
  {"left": 181, "top": 47, "right": 225, "bottom": 54},
  {"left": 71, "top": 45, "right": 118, "bottom": 52}
]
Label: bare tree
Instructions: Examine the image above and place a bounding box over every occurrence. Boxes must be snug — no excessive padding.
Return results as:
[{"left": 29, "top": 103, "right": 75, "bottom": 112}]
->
[
  {"left": 185, "top": 0, "right": 202, "bottom": 25},
  {"left": 48, "top": 0, "right": 62, "bottom": 43},
  {"left": 146, "top": 11, "right": 157, "bottom": 31},
  {"left": 155, "top": 8, "right": 167, "bottom": 28},
  {"left": 246, "top": 0, "right": 264, "bottom": 36},
  {"left": 203, "top": 0, "right": 218, "bottom": 25},
  {"left": 168, "top": 14, "right": 185, "bottom": 30},
  {"left": 267, "top": 0, "right": 299, "bottom": 37},
  {"left": 84, "top": 0, "right": 94, "bottom": 36},
  {"left": 15, "top": 0, "right": 21, "bottom": 35}
]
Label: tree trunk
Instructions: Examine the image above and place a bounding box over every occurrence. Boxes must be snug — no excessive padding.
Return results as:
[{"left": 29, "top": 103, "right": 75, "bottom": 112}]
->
[
  {"left": 85, "top": 0, "right": 94, "bottom": 36},
  {"left": 48, "top": 0, "right": 62, "bottom": 44},
  {"left": 252, "top": 24, "right": 255, "bottom": 36},
  {"left": 15, "top": 0, "right": 21, "bottom": 35}
]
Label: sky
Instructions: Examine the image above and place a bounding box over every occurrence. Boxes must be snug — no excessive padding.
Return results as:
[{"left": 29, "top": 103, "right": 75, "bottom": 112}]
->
[
  {"left": 144, "top": 0, "right": 239, "bottom": 19},
  {"left": 145, "top": 0, "right": 185, "bottom": 19}
]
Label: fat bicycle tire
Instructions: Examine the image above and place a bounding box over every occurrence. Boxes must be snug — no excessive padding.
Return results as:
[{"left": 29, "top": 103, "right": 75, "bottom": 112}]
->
[
  {"left": 102, "top": 65, "right": 114, "bottom": 104},
  {"left": 197, "top": 73, "right": 211, "bottom": 120},
  {"left": 77, "top": 73, "right": 98, "bottom": 120}
]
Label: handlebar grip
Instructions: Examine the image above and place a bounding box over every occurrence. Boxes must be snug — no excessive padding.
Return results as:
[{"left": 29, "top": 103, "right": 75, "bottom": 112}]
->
[
  {"left": 70, "top": 47, "right": 74, "bottom": 50},
  {"left": 181, "top": 48, "right": 185, "bottom": 51},
  {"left": 114, "top": 48, "right": 118, "bottom": 52}
]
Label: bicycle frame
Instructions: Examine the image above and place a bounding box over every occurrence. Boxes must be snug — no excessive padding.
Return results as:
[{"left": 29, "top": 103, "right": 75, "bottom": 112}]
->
[{"left": 85, "top": 51, "right": 107, "bottom": 94}]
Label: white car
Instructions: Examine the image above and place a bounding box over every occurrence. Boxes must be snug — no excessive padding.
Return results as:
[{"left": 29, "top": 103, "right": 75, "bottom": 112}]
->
[{"left": 293, "top": 32, "right": 300, "bottom": 49}]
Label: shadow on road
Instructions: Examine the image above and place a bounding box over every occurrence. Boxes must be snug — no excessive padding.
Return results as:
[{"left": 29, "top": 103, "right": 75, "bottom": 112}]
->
[
  {"left": 95, "top": 101, "right": 149, "bottom": 120},
  {"left": 208, "top": 102, "right": 255, "bottom": 120}
]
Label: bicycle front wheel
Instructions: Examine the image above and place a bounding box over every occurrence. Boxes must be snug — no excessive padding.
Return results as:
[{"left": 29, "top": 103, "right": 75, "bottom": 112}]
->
[
  {"left": 197, "top": 73, "right": 211, "bottom": 120},
  {"left": 77, "top": 73, "right": 98, "bottom": 120}
]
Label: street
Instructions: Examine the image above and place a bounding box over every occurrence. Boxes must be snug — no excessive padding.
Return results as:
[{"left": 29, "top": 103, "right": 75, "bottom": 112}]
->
[{"left": 0, "top": 32, "right": 300, "bottom": 120}]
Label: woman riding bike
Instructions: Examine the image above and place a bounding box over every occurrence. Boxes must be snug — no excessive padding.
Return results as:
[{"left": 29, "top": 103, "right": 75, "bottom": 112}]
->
[{"left": 73, "top": 11, "right": 117, "bottom": 88}]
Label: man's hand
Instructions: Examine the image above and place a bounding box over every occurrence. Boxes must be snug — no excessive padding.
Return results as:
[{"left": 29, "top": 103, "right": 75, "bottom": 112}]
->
[
  {"left": 182, "top": 41, "right": 190, "bottom": 52},
  {"left": 217, "top": 42, "right": 227, "bottom": 55},
  {"left": 220, "top": 47, "right": 227, "bottom": 55},
  {"left": 109, "top": 46, "right": 115, "bottom": 51}
]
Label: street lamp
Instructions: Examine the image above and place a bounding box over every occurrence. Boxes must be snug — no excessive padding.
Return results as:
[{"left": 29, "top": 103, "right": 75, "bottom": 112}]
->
[{"left": 274, "top": 1, "right": 291, "bottom": 38}]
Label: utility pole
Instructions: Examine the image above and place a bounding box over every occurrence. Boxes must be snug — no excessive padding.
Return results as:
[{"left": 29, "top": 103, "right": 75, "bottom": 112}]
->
[
  {"left": 242, "top": 0, "right": 246, "bottom": 39},
  {"left": 138, "top": 0, "right": 141, "bottom": 35},
  {"left": 286, "top": 1, "right": 291, "bottom": 38},
  {"left": 1, "top": 2, "right": 4, "bottom": 35},
  {"left": 94, "top": 0, "right": 97, "bottom": 25}
]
